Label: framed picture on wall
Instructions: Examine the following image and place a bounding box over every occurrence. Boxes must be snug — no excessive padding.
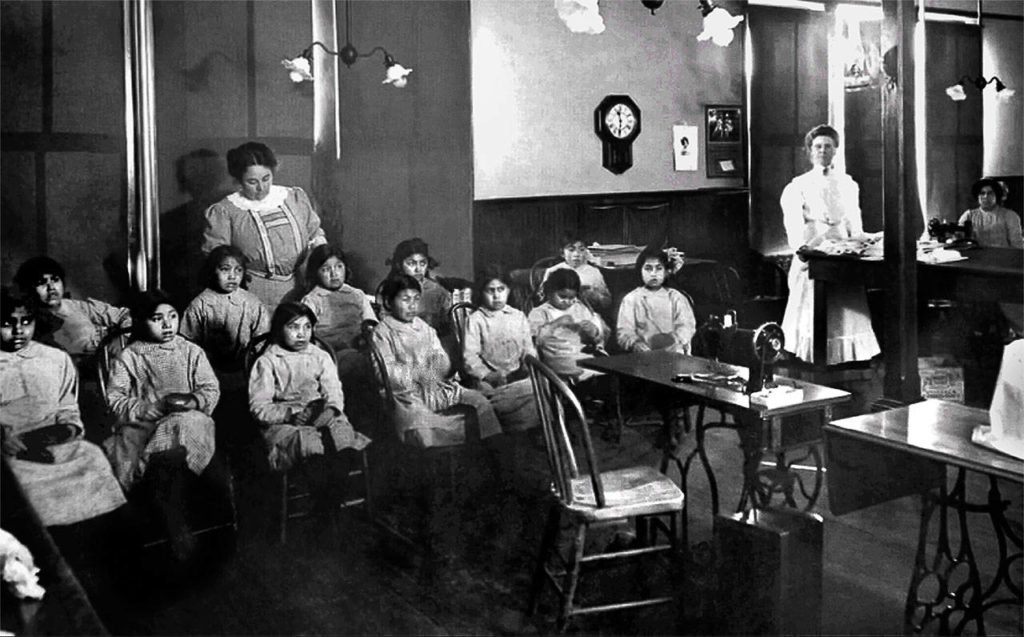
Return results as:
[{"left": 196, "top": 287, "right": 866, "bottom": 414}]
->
[{"left": 705, "top": 105, "right": 744, "bottom": 178}]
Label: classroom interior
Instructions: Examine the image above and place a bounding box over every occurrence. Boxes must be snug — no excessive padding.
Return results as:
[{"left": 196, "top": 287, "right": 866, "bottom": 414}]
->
[{"left": 1, "top": 0, "right": 1022, "bottom": 635}]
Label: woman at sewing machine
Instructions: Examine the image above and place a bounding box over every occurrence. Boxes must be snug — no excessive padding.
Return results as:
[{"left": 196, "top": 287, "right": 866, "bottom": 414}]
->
[
  {"left": 958, "top": 178, "right": 1023, "bottom": 249},
  {"left": 779, "top": 124, "right": 880, "bottom": 366}
]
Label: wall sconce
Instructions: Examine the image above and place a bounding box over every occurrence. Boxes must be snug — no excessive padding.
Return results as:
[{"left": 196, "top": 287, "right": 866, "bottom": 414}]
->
[
  {"left": 696, "top": 0, "right": 744, "bottom": 47},
  {"left": 641, "top": 0, "right": 665, "bottom": 15},
  {"left": 281, "top": 0, "right": 411, "bottom": 87},
  {"left": 945, "top": 75, "right": 1015, "bottom": 102}
]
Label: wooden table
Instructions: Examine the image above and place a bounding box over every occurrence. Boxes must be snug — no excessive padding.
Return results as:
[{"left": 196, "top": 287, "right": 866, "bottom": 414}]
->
[
  {"left": 580, "top": 351, "right": 850, "bottom": 545},
  {"left": 0, "top": 461, "right": 108, "bottom": 635},
  {"left": 805, "top": 248, "right": 1023, "bottom": 398},
  {"left": 824, "top": 400, "right": 1024, "bottom": 635}
]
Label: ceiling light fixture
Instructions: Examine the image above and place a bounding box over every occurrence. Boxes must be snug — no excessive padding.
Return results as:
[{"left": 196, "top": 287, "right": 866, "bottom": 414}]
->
[
  {"left": 945, "top": 75, "right": 1015, "bottom": 101},
  {"left": 282, "top": 0, "right": 411, "bottom": 88},
  {"left": 696, "top": 0, "right": 744, "bottom": 47}
]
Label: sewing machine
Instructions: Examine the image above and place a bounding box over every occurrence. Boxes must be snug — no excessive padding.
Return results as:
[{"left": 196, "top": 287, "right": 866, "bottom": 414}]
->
[
  {"left": 692, "top": 311, "right": 786, "bottom": 394},
  {"left": 928, "top": 217, "right": 977, "bottom": 250}
]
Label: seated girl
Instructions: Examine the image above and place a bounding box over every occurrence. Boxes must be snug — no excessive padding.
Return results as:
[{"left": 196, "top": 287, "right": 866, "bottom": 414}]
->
[
  {"left": 180, "top": 245, "right": 269, "bottom": 392},
  {"left": 103, "top": 291, "right": 220, "bottom": 557},
  {"left": 14, "top": 256, "right": 131, "bottom": 360},
  {"left": 300, "top": 245, "right": 377, "bottom": 377},
  {"left": 616, "top": 246, "right": 697, "bottom": 354},
  {"left": 462, "top": 265, "right": 540, "bottom": 433},
  {"left": 541, "top": 233, "right": 611, "bottom": 313},
  {"left": 382, "top": 238, "right": 451, "bottom": 333},
  {"left": 0, "top": 289, "right": 126, "bottom": 528},
  {"left": 372, "top": 274, "right": 502, "bottom": 448},
  {"left": 528, "top": 268, "right": 609, "bottom": 380},
  {"left": 248, "top": 303, "right": 370, "bottom": 511}
]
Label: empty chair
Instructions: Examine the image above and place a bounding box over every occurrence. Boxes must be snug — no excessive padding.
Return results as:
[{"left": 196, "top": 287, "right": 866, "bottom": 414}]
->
[{"left": 524, "top": 354, "right": 684, "bottom": 632}]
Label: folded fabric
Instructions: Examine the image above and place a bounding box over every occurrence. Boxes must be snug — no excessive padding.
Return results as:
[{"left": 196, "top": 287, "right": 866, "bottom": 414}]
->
[{"left": 0, "top": 528, "right": 45, "bottom": 600}]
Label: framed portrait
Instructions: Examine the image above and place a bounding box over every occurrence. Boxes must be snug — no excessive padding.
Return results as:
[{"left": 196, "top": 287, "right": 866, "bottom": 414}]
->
[{"left": 705, "top": 105, "right": 745, "bottom": 179}]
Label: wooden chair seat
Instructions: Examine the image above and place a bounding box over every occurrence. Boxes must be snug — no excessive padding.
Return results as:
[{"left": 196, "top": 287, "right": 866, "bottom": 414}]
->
[
  {"left": 565, "top": 465, "right": 683, "bottom": 521},
  {"left": 525, "top": 354, "right": 683, "bottom": 632}
]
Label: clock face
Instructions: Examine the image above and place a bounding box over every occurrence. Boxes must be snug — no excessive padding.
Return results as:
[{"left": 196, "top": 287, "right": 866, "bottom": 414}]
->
[{"left": 604, "top": 103, "right": 637, "bottom": 139}]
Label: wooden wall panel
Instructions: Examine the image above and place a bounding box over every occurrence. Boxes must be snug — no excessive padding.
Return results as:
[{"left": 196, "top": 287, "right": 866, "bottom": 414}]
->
[
  {"left": 182, "top": 1, "right": 250, "bottom": 140},
  {"left": 925, "top": 22, "right": 982, "bottom": 221},
  {"left": 254, "top": 1, "right": 312, "bottom": 139},
  {"left": 1, "top": 1, "right": 127, "bottom": 300},
  {"left": 0, "top": 1, "right": 43, "bottom": 133},
  {"left": 45, "top": 152, "right": 125, "bottom": 301},
  {"left": 0, "top": 152, "right": 39, "bottom": 283},
  {"left": 51, "top": 1, "right": 123, "bottom": 135},
  {"left": 328, "top": 0, "right": 474, "bottom": 288},
  {"left": 749, "top": 6, "right": 829, "bottom": 256},
  {"left": 473, "top": 189, "right": 751, "bottom": 276}
]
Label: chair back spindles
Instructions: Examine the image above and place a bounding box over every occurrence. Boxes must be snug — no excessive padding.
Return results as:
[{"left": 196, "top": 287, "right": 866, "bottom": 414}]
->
[
  {"left": 96, "top": 327, "right": 130, "bottom": 411},
  {"left": 525, "top": 355, "right": 605, "bottom": 509},
  {"left": 447, "top": 302, "right": 473, "bottom": 351}
]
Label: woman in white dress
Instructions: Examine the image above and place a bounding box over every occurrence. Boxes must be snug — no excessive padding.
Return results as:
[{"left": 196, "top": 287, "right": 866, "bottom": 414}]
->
[
  {"left": 779, "top": 124, "right": 880, "bottom": 365},
  {"left": 202, "top": 142, "right": 327, "bottom": 308}
]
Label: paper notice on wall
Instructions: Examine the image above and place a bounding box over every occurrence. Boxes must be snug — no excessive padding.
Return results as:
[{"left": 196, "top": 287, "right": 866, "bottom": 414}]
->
[{"left": 673, "top": 125, "right": 698, "bottom": 171}]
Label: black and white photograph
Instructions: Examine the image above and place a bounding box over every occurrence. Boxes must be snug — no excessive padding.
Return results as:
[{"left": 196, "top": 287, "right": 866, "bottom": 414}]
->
[{"left": 1, "top": 0, "right": 1021, "bottom": 635}]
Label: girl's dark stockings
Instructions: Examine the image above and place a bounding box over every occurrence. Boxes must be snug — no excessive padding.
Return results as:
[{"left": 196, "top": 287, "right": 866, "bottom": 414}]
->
[{"left": 146, "top": 448, "right": 194, "bottom": 561}]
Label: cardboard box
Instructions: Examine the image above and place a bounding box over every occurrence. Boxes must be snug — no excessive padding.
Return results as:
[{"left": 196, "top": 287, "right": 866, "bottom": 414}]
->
[{"left": 918, "top": 356, "right": 964, "bottom": 404}]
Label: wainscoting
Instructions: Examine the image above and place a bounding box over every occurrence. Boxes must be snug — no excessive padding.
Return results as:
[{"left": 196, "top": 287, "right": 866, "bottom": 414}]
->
[{"left": 473, "top": 188, "right": 752, "bottom": 274}]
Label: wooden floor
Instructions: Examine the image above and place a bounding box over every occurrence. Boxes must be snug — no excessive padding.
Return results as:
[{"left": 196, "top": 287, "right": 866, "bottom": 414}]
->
[{"left": 55, "top": 358, "right": 1023, "bottom": 636}]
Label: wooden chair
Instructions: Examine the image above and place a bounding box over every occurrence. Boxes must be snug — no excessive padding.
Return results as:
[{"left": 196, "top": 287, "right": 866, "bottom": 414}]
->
[
  {"left": 364, "top": 332, "right": 480, "bottom": 554},
  {"left": 95, "top": 329, "right": 237, "bottom": 551},
  {"left": 529, "top": 256, "right": 563, "bottom": 305},
  {"left": 524, "top": 355, "right": 684, "bottom": 632},
  {"left": 243, "top": 333, "right": 371, "bottom": 544},
  {"left": 446, "top": 301, "right": 474, "bottom": 380}
]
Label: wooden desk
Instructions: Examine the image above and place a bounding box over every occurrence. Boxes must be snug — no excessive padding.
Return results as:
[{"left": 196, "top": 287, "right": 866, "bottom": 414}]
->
[
  {"left": 580, "top": 351, "right": 850, "bottom": 544},
  {"left": 805, "top": 248, "right": 1024, "bottom": 398},
  {"left": 824, "top": 400, "right": 1024, "bottom": 634},
  {"left": 0, "top": 462, "right": 108, "bottom": 635}
]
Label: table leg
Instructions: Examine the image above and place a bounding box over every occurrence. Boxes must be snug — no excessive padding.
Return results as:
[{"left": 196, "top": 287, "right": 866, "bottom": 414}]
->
[
  {"left": 904, "top": 468, "right": 985, "bottom": 635},
  {"left": 813, "top": 278, "right": 828, "bottom": 365},
  {"left": 662, "top": 403, "right": 733, "bottom": 550},
  {"left": 736, "top": 414, "right": 825, "bottom": 513},
  {"left": 905, "top": 470, "right": 1022, "bottom": 635}
]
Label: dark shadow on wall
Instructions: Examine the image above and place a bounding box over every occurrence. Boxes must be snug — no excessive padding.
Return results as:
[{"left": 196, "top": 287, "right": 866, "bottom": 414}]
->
[{"left": 160, "top": 149, "right": 234, "bottom": 309}]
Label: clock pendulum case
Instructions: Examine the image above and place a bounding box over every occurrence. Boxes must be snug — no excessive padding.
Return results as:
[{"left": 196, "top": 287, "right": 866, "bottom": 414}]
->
[{"left": 594, "top": 95, "right": 641, "bottom": 175}]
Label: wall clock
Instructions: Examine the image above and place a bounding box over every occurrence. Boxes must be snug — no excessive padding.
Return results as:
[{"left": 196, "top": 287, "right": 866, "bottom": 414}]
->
[{"left": 594, "top": 95, "right": 641, "bottom": 175}]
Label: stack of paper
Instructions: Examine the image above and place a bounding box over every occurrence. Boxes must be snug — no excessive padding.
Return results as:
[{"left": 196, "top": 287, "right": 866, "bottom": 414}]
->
[
  {"left": 587, "top": 243, "right": 644, "bottom": 268},
  {"left": 750, "top": 384, "right": 804, "bottom": 408}
]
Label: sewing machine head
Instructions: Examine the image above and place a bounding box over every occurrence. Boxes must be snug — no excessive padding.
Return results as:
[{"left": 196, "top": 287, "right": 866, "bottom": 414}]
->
[
  {"left": 928, "top": 217, "right": 976, "bottom": 248},
  {"left": 692, "top": 311, "right": 786, "bottom": 393}
]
